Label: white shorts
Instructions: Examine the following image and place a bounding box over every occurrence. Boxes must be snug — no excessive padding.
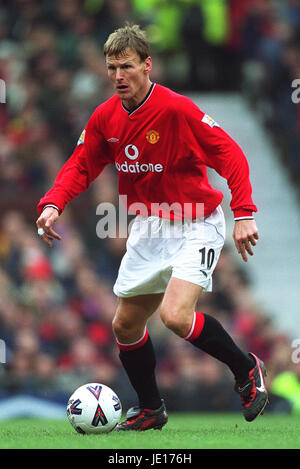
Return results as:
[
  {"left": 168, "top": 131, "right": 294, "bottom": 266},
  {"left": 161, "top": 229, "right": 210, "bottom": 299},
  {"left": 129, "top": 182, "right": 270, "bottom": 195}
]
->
[{"left": 113, "top": 205, "right": 225, "bottom": 297}]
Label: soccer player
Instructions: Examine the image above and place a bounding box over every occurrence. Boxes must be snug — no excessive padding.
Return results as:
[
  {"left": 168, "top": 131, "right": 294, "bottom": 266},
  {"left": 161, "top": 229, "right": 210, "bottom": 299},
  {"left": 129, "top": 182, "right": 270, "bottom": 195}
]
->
[{"left": 36, "top": 24, "right": 268, "bottom": 431}]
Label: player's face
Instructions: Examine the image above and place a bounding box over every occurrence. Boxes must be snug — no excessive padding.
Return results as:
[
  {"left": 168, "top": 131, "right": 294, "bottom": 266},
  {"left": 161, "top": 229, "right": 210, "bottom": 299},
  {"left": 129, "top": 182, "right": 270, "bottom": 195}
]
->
[{"left": 106, "top": 48, "right": 152, "bottom": 109}]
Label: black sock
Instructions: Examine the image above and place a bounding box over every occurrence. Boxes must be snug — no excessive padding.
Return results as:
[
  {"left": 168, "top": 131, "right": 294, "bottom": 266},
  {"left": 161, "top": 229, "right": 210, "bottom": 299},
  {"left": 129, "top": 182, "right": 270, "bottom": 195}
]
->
[
  {"left": 190, "top": 313, "right": 254, "bottom": 383},
  {"left": 119, "top": 335, "right": 162, "bottom": 410}
]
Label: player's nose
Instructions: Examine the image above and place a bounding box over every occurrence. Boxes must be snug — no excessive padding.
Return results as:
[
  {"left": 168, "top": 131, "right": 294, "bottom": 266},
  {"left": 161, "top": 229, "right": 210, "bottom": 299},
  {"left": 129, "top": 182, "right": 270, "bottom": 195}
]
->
[{"left": 115, "top": 68, "right": 124, "bottom": 81}]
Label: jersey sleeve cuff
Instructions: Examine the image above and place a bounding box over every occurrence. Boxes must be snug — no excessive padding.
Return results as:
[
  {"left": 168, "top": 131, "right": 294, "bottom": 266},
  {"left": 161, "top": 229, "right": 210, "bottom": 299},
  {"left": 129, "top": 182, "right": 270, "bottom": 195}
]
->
[
  {"left": 233, "top": 208, "right": 254, "bottom": 220},
  {"left": 42, "top": 204, "right": 60, "bottom": 213}
]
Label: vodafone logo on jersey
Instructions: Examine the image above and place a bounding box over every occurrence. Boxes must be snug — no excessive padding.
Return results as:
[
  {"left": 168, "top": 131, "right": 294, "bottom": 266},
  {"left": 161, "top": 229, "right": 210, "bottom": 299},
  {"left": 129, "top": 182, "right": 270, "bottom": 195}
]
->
[
  {"left": 115, "top": 144, "right": 164, "bottom": 174},
  {"left": 124, "top": 144, "right": 139, "bottom": 160}
]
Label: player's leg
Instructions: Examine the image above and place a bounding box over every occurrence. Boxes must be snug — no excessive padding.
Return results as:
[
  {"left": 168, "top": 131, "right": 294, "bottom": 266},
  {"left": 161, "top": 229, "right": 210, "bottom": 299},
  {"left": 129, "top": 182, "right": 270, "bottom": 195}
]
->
[
  {"left": 113, "top": 293, "right": 168, "bottom": 431},
  {"left": 160, "top": 277, "right": 254, "bottom": 383},
  {"left": 159, "top": 204, "right": 268, "bottom": 421},
  {"left": 160, "top": 277, "right": 268, "bottom": 421},
  {"left": 112, "top": 293, "right": 163, "bottom": 408}
]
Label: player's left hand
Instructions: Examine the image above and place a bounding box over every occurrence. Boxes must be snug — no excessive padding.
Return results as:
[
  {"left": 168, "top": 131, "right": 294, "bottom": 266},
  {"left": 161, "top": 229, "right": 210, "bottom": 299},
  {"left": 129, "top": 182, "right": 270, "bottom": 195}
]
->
[{"left": 233, "top": 219, "right": 259, "bottom": 262}]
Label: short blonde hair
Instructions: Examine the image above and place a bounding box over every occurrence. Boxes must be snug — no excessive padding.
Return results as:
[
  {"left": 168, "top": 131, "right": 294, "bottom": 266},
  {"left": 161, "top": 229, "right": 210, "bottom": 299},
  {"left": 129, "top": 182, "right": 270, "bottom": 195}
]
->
[{"left": 103, "top": 24, "right": 150, "bottom": 61}]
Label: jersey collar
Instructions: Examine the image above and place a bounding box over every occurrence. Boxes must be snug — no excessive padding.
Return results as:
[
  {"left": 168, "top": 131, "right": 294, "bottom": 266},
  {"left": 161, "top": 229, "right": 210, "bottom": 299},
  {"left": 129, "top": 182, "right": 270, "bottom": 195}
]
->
[{"left": 122, "top": 83, "right": 155, "bottom": 116}]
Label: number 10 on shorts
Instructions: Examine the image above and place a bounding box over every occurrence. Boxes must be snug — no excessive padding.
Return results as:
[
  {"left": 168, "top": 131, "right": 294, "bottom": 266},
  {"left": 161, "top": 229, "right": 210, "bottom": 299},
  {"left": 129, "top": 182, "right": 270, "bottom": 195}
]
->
[{"left": 199, "top": 247, "right": 215, "bottom": 270}]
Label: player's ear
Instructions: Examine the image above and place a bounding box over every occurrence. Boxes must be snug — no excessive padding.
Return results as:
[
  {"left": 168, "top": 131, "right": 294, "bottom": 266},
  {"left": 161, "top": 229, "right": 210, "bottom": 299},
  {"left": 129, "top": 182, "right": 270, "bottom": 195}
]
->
[{"left": 144, "top": 56, "right": 152, "bottom": 74}]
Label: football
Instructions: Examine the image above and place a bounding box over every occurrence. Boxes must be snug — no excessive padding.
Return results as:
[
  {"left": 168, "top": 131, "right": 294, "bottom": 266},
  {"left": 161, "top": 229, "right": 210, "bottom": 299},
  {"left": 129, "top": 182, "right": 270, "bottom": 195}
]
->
[{"left": 67, "top": 383, "right": 122, "bottom": 434}]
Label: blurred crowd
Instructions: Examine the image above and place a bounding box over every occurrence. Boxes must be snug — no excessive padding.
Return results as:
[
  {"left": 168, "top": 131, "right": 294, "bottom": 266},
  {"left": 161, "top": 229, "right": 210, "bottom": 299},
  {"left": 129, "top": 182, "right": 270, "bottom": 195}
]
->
[
  {"left": 239, "top": 0, "right": 300, "bottom": 188},
  {"left": 0, "top": 0, "right": 300, "bottom": 414}
]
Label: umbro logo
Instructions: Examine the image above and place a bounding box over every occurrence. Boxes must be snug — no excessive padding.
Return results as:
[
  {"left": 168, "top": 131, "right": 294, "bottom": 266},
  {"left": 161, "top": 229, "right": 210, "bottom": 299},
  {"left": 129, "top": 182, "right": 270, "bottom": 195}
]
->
[{"left": 107, "top": 137, "right": 119, "bottom": 143}]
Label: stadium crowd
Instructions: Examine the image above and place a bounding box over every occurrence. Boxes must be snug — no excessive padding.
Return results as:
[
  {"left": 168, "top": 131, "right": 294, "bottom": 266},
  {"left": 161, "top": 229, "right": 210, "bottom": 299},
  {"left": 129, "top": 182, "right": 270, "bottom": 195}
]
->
[
  {"left": 0, "top": 0, "right": 299, "bottom": 413},
  {"left": 238, "top": 0, "right": 300, "bottom": 191}
]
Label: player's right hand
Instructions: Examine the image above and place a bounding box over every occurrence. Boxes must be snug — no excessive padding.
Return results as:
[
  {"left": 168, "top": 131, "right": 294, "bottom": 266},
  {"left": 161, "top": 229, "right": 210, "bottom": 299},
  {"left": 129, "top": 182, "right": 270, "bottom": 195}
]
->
[{"left": 36, "top": 206, "right": 62, "bottom": 248}]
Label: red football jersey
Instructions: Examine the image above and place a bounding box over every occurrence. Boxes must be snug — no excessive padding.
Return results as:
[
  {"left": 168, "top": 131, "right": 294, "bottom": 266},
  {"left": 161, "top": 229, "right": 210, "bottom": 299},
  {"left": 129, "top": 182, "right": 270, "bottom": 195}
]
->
[{"left": 37, "top": 83, "right": 257, "bottom": 219}]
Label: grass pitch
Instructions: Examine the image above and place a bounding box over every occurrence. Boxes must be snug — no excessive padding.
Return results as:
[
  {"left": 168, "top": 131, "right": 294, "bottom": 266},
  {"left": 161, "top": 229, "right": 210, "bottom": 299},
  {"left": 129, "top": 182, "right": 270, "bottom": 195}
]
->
[{"left": 0, "top": 413, "right": 299, "bottom": 450}]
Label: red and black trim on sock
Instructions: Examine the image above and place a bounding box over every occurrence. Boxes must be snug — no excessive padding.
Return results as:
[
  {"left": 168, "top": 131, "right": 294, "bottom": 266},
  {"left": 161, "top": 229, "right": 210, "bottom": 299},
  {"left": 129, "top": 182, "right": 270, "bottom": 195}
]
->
[{"left": 184, "top": 312, "right": 254, "bottom": 383}]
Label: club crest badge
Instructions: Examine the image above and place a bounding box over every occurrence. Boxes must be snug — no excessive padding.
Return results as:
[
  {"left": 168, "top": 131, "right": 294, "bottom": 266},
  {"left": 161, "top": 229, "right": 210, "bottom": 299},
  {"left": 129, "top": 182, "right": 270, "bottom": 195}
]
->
[{"left": 146, "top": 129, "right": 160, "bottom": 144}]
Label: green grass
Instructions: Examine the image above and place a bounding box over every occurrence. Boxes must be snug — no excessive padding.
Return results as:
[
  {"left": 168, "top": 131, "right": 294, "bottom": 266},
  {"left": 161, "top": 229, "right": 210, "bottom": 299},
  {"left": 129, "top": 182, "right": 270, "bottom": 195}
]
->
[{"left": 0, "top": 413, "right": 299, "bottom": 450}]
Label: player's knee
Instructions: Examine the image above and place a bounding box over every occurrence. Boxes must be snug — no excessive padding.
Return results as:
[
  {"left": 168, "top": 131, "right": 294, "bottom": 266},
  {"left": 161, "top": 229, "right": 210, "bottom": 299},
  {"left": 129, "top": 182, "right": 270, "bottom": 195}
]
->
[
  {"left": 112, "top": 315, "right": 132, "bottom": 336},
  {"left": 160, "top": 307, "right": 189, "bottom": 337},
  {"left": 112, "top": 311, "right": 144, "bottom": 344},
  {"left": 112, "top": 314, "right": 133, "bottom": 338}
]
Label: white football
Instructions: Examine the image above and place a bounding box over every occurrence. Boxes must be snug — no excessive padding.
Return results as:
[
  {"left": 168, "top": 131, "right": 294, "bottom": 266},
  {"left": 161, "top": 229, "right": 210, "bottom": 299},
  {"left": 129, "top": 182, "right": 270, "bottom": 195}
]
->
[{"left": 67, "top": 383, "right": 122, "bottom": 434}]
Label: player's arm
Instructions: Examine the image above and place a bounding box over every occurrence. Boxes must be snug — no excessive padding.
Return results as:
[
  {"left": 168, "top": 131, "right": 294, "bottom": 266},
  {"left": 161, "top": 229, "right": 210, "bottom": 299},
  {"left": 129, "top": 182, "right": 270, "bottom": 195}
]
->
[
  {"left": 183, "top": 101, "right": 258, "bottom": 261},
  {"left": 36, "top": 108, "right": 110, "bottom": 247},
  {"left": 206, "top": 133, "right": 258, "bottom": 262}
]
